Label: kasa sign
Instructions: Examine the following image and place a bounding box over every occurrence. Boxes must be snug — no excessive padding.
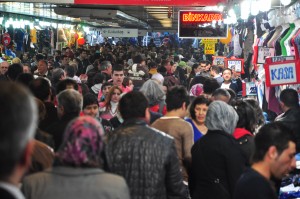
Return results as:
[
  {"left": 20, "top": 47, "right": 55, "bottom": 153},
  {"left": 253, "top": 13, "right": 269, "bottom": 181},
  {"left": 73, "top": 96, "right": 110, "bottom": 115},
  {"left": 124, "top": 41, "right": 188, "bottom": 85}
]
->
[
  {"left": 264, "top": 56, "right": 300, "bottom": 87},
  {"left": 269, "top": 63, "right": 296, "bottom": 85}
]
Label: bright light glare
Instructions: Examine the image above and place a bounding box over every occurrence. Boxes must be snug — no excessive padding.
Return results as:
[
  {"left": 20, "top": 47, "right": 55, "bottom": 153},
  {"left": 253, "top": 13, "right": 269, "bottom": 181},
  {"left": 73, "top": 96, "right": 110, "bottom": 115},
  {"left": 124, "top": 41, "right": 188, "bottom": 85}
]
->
[
  {"left": 259, "top": 0, "right": 271, "bottom": 12},
  {"left": 241, "top": 0, "right": 250, "bottom": 19},
  {"left": 281, "top": 0, "right": 291, "bottom": 6},
  {"left": 251, "top": 0, "right": 259, "bottom": 16}
]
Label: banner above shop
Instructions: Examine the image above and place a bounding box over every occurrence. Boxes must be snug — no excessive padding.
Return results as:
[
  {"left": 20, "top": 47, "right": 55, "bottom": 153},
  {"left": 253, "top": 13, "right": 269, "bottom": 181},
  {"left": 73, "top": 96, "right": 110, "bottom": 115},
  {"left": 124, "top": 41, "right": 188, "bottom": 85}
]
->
[
  {"left": 101, "top": 29, "right": 138, "bottom": 38},
  {"left": 73, "top": 0, "right": 225, "bottom": 6},
  {"left": 178, "top": 11, "right": 227, "bottom": 38}
]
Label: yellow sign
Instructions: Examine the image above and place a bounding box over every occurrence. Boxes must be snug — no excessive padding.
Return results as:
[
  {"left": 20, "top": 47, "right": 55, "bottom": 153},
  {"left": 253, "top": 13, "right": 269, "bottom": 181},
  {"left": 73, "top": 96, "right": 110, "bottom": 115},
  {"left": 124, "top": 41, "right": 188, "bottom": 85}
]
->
[
  {"left": 204, "top": 43, "right": 215, "bottom": 54},
  {"left": 202, "top": 39, "right": 218, "bottom": 43}
]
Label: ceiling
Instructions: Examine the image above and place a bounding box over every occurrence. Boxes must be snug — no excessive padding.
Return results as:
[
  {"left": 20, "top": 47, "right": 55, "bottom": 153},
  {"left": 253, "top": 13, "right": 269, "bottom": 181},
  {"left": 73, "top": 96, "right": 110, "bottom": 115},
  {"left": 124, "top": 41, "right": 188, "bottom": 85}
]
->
[
  {"left": 0, "top": 0, "right": 293, "bottom": 32},
  {"left": 0, "top": 2, "right": 226, "bottom": 31}
]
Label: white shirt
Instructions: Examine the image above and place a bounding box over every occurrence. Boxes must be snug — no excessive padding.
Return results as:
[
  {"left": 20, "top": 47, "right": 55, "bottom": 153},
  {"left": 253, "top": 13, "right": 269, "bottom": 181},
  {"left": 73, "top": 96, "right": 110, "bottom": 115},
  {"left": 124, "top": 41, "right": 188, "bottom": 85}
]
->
[
  {"left": 0, "top": 182, "right": 25, "bottom": 199},
  {"left": 221, "top": 82, "right": 231, "bottom": 89}
]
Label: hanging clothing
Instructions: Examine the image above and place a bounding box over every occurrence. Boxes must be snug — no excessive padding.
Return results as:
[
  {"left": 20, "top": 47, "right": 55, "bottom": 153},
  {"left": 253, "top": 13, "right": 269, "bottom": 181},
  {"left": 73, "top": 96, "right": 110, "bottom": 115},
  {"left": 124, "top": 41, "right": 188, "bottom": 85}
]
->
[{"left": 233, "top": 34, "right": 243, "bottom": 57}]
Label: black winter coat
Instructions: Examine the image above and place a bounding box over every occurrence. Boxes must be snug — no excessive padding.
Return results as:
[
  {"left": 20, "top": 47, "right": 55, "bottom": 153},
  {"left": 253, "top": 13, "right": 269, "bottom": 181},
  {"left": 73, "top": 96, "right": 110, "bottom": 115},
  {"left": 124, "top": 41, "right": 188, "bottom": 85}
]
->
[
  {"left": 189, "top": 130, "right": 246, "bottom": 199},
  {"left": 275, "top": 108, "right": 300, "bottom": 152},
  {"left": 105, "top": 119, "right": 187, "bottom": 199}
]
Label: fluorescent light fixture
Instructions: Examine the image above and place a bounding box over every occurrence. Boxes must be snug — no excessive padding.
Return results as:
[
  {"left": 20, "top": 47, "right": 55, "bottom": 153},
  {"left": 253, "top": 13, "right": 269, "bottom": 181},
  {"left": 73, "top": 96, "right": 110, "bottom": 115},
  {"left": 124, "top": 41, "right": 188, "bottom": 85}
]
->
[
  {"left": 281, "top": 0, "right": 291, "bottom": 6},
  {"left": 241, "top": 0, "right": 250, "bottom": 19}
]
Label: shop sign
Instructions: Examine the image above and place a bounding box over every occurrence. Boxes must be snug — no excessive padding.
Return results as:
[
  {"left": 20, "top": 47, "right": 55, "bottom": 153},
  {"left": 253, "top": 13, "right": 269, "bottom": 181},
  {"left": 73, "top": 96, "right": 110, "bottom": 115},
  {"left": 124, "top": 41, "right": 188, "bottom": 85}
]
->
[
  {"left": 204, "top": 43, "right": 215, "bottom": 54},
  {"left": 265, "top": 57, "right": 300, "bottom": 86},
  {"left": 225, "top": 58, "right": 245, "bottom": 74},
  {"left": 245, "top": 82, "right": 257, "bottom": 96},
  {"left": 202, "top": 39, "right": 218, "bottom": 43},
  {"left": 212, "top": 56, "right": 226, "bottom": 67},
  {"left": 257, "top": 47, "right": 275, "bottom": 64},
  {"left": 178, "top": 11, "right": 228, "bottom": 38},
  {"left": 74, "top": 0, "right": 226, "bottom": 6},
  {"left": 271, "top": 56, "right": 295, "bottom": 63},
  {"left": 101, "top": 28, "right": 138, "bottom": 38},
  {"left": 266, "top": 62, "right": 298, "bottom": 86}
]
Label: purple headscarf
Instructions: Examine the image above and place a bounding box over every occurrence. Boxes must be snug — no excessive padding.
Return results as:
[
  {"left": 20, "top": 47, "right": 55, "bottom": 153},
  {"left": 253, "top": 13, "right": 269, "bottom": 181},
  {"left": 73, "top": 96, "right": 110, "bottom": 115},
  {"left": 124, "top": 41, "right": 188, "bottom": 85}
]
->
[{"left": 56, "top": 116, "right": 104, "bottom": 167}]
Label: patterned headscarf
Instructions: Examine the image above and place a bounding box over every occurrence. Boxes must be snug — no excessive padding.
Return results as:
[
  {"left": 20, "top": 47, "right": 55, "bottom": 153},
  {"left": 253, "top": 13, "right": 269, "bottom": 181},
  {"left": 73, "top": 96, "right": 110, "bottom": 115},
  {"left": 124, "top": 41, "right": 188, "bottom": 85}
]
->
[
  {"left": 189, "top": 83, "right": 204, "bottom": 96},
  {"left": 56, "top": 116, "right": 104, "bottom": 167}
]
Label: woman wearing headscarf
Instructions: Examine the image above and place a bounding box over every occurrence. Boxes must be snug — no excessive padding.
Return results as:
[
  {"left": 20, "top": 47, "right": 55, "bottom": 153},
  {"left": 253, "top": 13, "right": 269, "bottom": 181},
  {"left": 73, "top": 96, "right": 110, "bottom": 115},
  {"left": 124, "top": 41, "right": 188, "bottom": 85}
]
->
[
  {"left": 139, "top": 79, "right": 167, "bottom": 115},
  {"left": 189, "top": 101, "right": 246, "bottom": 199},
  {"left": 22, "top": 116, "right": 130, "bottom": 199}
]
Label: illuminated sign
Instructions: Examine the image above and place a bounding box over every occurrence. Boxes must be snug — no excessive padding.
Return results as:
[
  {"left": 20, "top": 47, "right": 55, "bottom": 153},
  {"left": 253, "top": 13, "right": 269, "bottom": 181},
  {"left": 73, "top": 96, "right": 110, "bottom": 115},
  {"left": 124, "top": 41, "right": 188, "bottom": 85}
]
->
[
  {"left": 178, "top": 11, "right": 227, "bottom": 38},
  {"left": 182, "top": 13, "right": 223, "bottom": 23}
]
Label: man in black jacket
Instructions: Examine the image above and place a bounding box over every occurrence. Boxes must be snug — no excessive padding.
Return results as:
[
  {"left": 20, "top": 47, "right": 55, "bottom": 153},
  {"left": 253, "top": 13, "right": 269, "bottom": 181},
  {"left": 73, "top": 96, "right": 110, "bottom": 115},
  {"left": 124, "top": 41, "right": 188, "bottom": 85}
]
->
[
  {"left": 46, "top": 89, "right": 82, "bottom": 151},
  {"left": 105, "top": 91, "right": 187, "bottom": 199},
  {"left": 275, "top": 88, "right": 300, "bottom": 152},
  {"left": 0, "top": 82, "right": 38, "bottom": 199}
]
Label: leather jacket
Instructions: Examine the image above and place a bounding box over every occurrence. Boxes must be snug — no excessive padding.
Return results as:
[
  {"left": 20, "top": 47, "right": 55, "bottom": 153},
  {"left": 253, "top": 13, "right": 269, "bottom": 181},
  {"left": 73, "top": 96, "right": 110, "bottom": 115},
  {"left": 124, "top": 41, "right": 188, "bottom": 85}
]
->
[
  {"left": 275, "top": 107, "right": 300, "bottom": 152},
  {"left": 105, "top": 119, "right": 187, "bottom": 199}
]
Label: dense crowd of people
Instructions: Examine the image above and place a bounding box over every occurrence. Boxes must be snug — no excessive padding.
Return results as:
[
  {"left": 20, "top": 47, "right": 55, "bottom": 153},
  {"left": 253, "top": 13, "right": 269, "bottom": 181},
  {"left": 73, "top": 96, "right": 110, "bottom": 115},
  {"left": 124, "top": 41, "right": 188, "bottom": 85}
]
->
[{"left": 0, "top": 44, "right": 299, "bottom": 199}]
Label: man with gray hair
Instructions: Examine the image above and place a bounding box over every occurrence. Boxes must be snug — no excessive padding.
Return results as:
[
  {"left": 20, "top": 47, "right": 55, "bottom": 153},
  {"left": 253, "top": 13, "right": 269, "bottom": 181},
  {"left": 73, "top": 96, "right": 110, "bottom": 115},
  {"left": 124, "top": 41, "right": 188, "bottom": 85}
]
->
[
  {"left": 0, "top": 82, "right": 37, "bottom": 199},
  {"left": 100, "top": 61, "right": 112, "bottom": 82},
  {"left": 211, "top": 88, "right": 231, "bottom": 103},
  {"left": 51, "top": 68, "right": 66, "bottom": 89},
  {"left": 46, "top": 89, "right": 82, "bottom": 151}
]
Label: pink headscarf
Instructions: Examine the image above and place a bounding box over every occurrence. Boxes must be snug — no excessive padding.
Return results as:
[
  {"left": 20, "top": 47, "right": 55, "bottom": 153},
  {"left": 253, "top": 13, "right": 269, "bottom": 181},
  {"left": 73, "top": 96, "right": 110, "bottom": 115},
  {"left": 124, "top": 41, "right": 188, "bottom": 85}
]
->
[
  {"left": 189, "top": 84, "right": 204, "bottom": 97},
  {"left": 56, "top": 116, "right": 104, "bottom": 167}
]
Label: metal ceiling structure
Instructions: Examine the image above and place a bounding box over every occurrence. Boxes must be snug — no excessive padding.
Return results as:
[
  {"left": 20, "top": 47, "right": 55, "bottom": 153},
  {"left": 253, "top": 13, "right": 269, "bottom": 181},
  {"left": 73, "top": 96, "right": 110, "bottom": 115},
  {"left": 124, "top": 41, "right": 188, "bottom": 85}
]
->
[
  {"left": 0, "top": 1, "right": 226, "bottom": 31},
  {"left": 0, "top": 0, "right": 292, "bottom": 32}
]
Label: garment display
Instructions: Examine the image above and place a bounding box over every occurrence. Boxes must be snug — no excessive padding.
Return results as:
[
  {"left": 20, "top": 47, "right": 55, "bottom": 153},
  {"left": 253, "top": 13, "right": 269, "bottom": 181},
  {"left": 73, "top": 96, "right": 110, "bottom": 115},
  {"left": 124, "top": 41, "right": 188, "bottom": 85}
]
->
[
  {"left": 280, "top": 23, "right": 295, "bottom": 56},
  {"left": 267, "top": 26, "right": 283, "bottom": 48},
  {"left": 274, "top": 25, "right": 290, "bottom": 55}
]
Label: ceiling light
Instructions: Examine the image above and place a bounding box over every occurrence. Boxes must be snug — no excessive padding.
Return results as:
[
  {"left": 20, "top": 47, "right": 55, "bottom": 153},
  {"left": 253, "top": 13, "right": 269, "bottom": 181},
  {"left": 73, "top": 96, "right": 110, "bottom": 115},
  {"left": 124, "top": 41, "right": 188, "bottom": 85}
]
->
[
  {"left": 259, "top": 0, "right": 271, "bottom": 12},
  {"left": 281, "top": 0, "right": 291, "bottom": 6},
  {"left": 251, "top": 0, "right": 259, "bottom": 16},
  {"left": 241, "top": 0, "right": 250, "bottom": 19}
]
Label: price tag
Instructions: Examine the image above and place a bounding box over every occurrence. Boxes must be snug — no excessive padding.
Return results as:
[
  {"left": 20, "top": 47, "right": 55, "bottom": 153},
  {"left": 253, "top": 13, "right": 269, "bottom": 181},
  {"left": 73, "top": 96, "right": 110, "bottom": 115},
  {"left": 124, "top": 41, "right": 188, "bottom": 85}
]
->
[{"left": 257, "top": 47, "right": 275, "bottom": 64}]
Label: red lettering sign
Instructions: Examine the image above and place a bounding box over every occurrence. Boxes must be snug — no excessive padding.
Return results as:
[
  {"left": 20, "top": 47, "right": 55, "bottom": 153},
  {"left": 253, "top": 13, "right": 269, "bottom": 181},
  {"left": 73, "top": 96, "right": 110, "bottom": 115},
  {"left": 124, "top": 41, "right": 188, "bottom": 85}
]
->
[
  {"left": 182, "top": 13, "right": 223, "bottom": 22},
  {"left": 178, "top": 11, "right": 227, "bottom": 38}
]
